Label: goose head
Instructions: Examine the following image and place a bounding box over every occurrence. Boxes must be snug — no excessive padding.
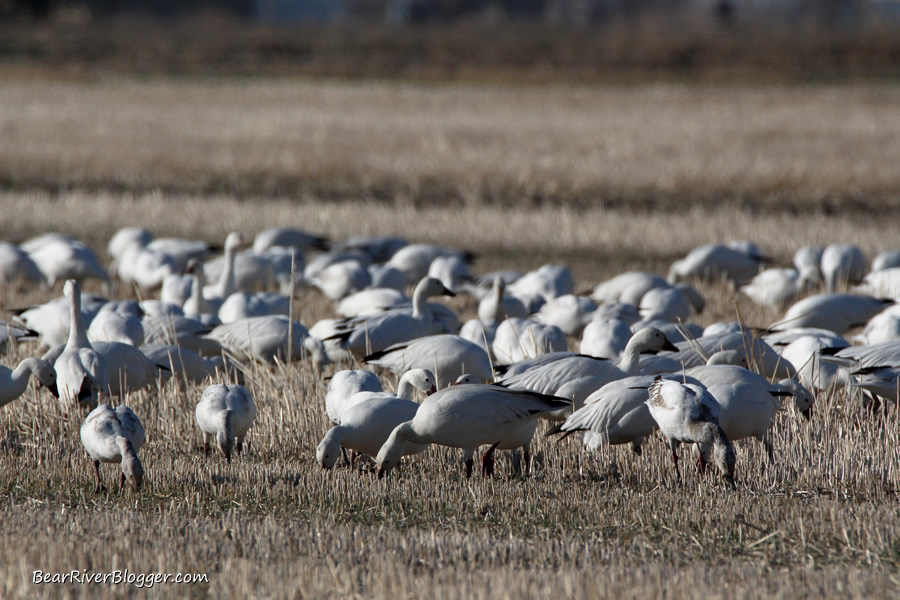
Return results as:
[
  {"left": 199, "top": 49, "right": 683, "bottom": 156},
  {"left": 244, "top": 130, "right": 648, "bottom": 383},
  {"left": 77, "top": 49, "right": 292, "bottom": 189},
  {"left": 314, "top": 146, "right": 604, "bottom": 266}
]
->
[
  {"left": 778, "top": 378, "right": 815, "bottom": 420},
  {"left": 117, "top": 437, "right": 144, "bottom": 490},
  {"left": 63, "top": 279, "right": 80, "bottom": 303},
  {"left": 403, "top": 368, "right": 437, "bottom": 395},
  {"left": 631, "top": 327, "right": 679, "bottom": 354},
  {"left": 713, "top": 440, "right": 737, "bottom": 489},
  {"left": 30, "top": 358, "right": 57, "bottom": 391},
  {"left": 706, "top": 349, "right": 749, "bottom": 367},
  {"left": 416, "top": 277, "right": 456, "bottom": 299},
  {"left": 453, "top": 373, "right": 480, "bottom": 385},
  {"left": 375, "top": 423, "right": 409, "bottom": 479},
  {"left": 224, "top": 232, "right": 247, "bottom": 252},
  {"left": 316, "top": 429, "right": 342, "bottom": 470}
]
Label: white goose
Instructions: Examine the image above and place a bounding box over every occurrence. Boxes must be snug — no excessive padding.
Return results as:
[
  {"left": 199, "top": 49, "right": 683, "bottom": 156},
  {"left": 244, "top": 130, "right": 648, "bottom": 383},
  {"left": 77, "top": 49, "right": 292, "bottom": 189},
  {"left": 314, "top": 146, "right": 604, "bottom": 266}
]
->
[
  {"left": 645, "top": 378, "right": 736, "bottom": 487},
  {"left": 872, "top": 249, "right": 900, "bottom": 273},
  {"left": 0, "top": 242, "right": 45, "bottom": 285},
  {"left": 375, "top": 384, "right": 570, "bottom": 479},
  {"left": 317, "top": 396, "right": 427, "bottom": 469},
  {"left": 207, "top": 316, "right": 325, "bottom": 366},
  {"left": 536, "top": 294, "right": 598, "bottom": 337},
  {"left": 499, "top": 327, "right": 679, "bottom": 419},
  {"left": 363, "top": 335, "right": 493, "bottom": 387},
  {"left": 86, "top": 301, "right": 145, "bottom": 347},
  {"left": 202, "top": 232, "right": 247, "bottom": 308},
  {"left": 477, "top": 277, "right": 528, "bottom": 323},
  {"left": 141, "top": 344, "right": 222, "bottom": 385},
  {"left": 325, "top": 369, "right": 384, "bottom": 425},
  {"left": 769, "top": 293, "right": 893, "bottom": 334},
  {"left": 491, "top": 317, "right": 568, "bottom": 365},
  {"left": 336, "top": 288, "right": 409, "bottom": 318},
  {"left": 329, "top": 369, "right": 435, "bottom": 426},
  {"left": 252, "top": 227, "right": 329, "bottom": 255},
  {"left": 579, "top": 317, "right": 632, "bottom": 358},
  {"left": 195, "top": 384, "right": 257, "bottom": 461},
  {"left": 80, "top": 404, "right": 145, "bottom": 492},
  {"left": 591, "top": 271, "right": 670, "bottom": 306},
  {"left": 820, "top": 243, "right": 867, "bottom": 292},
  {"left": 667, "top": 242, "right": 764, "bottom": 286},
  {"left": 326, "top": 277, "right": 457, "bottom": 357},
  {"left": 24, "top": 234, "right": 109, "bottom": 287},
  {"left": 0, "top": 358, "right": 56, "bottom": 408},
  {"left": 54, "top": 280, "right": 108, "bottom": 407}
]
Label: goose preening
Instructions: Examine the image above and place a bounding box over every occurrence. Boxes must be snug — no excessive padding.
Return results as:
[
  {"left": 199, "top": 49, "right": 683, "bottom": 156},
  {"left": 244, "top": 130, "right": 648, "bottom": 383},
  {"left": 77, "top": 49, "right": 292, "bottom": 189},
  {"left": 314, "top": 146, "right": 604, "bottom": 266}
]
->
[
  {"left": 645, "top": 378, "right": 736, "bottom": 487},
  {"left": 195, "top": 384, "right": 257, "bottom": 461},
  {"left": 375, "top": 384, "right": 570, "bottom": 479},
  {"left": 325, "top": 277, "right": 456, "bottom": 357},
  {"left": 363, "top": 335, "right": 493, "bottom": 387},
  {"left": 317, "top": 396, "right": 427, "bottom": 469},
  {"left": 80, "top": 404, "right": 145, "bottom": 492},
  {"left": 769, "top": 293, "right": 893, "bottom": 334},
  {"left": 499, "top": 327, "right": 679, "bottom": 419},
  {"left": 54, "top": 280, "right": 108, "bottom": 408},
  {"left": 0, "top": 358, "right": 56, "bottom": 408}
]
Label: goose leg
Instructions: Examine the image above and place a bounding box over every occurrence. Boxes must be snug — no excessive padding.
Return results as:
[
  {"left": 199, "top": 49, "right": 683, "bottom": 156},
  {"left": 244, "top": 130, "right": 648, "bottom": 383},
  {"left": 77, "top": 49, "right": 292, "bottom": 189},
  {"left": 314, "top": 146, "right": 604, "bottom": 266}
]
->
[
  {"left": 631, "top": 438, "right": 643, "bottom": 456},
  {"left": 203, "top": 434, "right": 210, "bottom": 457},
  {"left": 93, "top": 460, "right": 106, "bottom": 494},
  {"left": 764, "top": 435, "right": 775, "bottom": 465},
  {"left": 341, "top": 447, "right": 351, "bottom": 467},
  {"left": 465, "top": 458, "right": 474, "bottom": 478},
  {"left": 481, "top": 441, "right": 502, "bottom": 477},
  {"left": 522, "top": 445, "right": 532, "bottom": 476},
  {"left": 696, "top": 445, "right": 707, "bottom": 475},
  {"left": 349, "top": 451, "right": 357, "bottom": 468},
  {"left": 669, "top": 440, "right": 681, "bottom": 483},
  {"left": 119, "top": 471, "right": 126, "bottom": 491}
]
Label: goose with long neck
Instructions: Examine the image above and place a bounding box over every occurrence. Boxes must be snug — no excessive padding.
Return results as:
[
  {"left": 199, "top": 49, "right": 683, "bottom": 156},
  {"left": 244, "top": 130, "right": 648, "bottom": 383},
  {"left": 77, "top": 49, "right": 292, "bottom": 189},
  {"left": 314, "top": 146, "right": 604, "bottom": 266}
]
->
[
  {"left": 645, "top": 378, "right": 736, "bottom": 487},
  {"left": 183, "top": 259, "right": 215, "bottom": 318},
  {"left": 329, "top": 277, "right": 456, "bottom": 357},
  {"left": 54, "top": 279, "right": 108, "bottom": 408},
  {"left": 328, "top": 369, "right": 435, "bottom": 426},
  {"left": 195, "top": 383, "right": 257, "bottom": 461},
  {"left": 80, "top": 403, "right": 145, "bottom": 493},
  {"left": 203, "top": 232, "right": 246, "bottom": 301},
  {"left": 0, "top": 358, "right": 56, "bottom": 408}
]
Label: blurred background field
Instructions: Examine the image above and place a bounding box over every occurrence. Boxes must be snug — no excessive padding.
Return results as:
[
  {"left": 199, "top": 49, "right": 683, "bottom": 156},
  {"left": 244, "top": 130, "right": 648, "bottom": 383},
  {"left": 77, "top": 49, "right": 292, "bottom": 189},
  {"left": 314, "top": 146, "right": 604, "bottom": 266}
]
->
[{"left": 3, "top": 2, "right": 900, "bottom": 599}]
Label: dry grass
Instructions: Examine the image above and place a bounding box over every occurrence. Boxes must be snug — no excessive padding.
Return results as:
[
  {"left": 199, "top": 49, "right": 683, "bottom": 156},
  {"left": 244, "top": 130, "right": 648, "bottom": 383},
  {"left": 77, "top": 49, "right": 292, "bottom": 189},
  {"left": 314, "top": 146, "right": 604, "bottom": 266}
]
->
[
  {"left": 1, "top": 80, "right": 900, "bottom": 208},
  {"left": 3, "top": 75, "right": 900, "bottom": 597}
]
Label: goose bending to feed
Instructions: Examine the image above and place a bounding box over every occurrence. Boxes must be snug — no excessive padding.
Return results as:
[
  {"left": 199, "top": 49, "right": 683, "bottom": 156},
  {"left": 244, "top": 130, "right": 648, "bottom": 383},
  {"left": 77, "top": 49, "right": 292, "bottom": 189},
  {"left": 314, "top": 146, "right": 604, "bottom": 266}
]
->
[
  {"left": 0, "top": 358, "right": 56, "bottom": 408},
  {"left": 363, "top": 335, "right": 492, "bottom": 387},
  {"left": 376, "top": 384, "right": 570, "bottom": 479},
  {"left": 326, "top": 277, "right": 456, "bottom": 357},
  {"left": 499, "top": 327, "right": 678, "bottom": 419},
  {"left": 769, "top": 293, "right": 893, "bottom": 334},
  {"left": 317, "top": 396, "right": 427, "bottom": 469},
  {"left": 80, "top": 404, "right": 145, "bottom": 492},
  {"left": 195, "top": 384, "right": 257, "bottom": 461},
  {"left": 54, "top": 280, "right": 108, "bottom": 407},
  {"left": 645, "top": 378, "right": 736, "bottom": 487},
  {"left": 325, "top": 369, "right": 384, "bottom": 425},
  {"left": 667, "top": 242, "right": 764, "bottom": 286}
]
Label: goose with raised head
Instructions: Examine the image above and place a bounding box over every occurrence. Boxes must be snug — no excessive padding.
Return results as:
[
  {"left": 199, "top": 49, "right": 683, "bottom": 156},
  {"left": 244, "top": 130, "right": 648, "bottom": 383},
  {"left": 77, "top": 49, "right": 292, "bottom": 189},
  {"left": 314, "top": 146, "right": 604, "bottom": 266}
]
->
[
  {"left": 317, "top": 396, "right": 427, "bottom": 469},
  {"left": 0, "top": 358, "right": 56, "bottom": 408},
  {"left": 202, "top": 232, "right": 247, "bottom": 308},
  {"left": 645, "top": 378, "right": 736, "bottom": 487},
  {"left": 363, "top": 335, "right": 492, "bottom": 387},
  {"left": 326, "top": 277, "right": 456, "bottom": 357},
  {"left": 330, "top": 369, "right": 435, "bottom": 426},
  {"left": 376, "top": 384, "right": 570, "bottom": 479},
  {"left": 478, "top": 276, "right": 528, "bottom": 323},
  {"left": 195, "top": 384, "right": 257, "bottom": 461},
  {"left": 499, "top": 327, "right": 679, "bottom": 419},
  {"left": 54, "top": 280, "right": 108, "bottom": 408},
  {"left": 80, "top": 404, "right": 145, "bottom": 492}
]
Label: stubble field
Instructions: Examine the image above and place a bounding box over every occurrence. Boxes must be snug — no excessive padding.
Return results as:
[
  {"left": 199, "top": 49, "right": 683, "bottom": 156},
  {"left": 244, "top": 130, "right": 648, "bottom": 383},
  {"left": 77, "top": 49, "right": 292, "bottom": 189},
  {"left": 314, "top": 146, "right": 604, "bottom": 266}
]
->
[{"left": 1, "top": 74, "right": 900, "bottom": 599}]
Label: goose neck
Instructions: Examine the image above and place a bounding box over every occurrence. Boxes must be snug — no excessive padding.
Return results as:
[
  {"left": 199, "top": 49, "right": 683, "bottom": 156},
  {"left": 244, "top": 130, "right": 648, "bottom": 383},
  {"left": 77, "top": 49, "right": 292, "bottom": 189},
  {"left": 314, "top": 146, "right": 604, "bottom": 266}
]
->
[
  {"left": 411, "top": 280, "right": 431, "bottom": 319},
  {"left": 618, "top": 338, "right": 642, "bottom": 376},
  {"left": 66, "top": 291, "right": 90, "bottom": 349}
]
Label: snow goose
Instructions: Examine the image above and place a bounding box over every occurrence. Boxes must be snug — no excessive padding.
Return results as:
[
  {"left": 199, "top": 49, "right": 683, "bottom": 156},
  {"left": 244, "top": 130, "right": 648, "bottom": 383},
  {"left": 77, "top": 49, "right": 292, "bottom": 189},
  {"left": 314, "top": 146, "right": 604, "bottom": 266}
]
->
[
  {"left": 325, "top": 369, "right": 384, "bottom": 425},
  {"left": 141, "top": 343, "right": 222, "bottom": 385},
  {"left": 182, "top": 262, "right": 220, "bottom": 324},
  {"left": 141, "top": 314, "right": 222, "bottom": 357},
  {"left": 0, "top": 358, "right": 56, "bottom": 408},
  {"left": 553, "top": 374, "right": 703, "bottom": 455},
  {"left": 217, "top": 291, "right": 290, "bottom": 324},
  {"left": 492, "top": 318, "right": 567, "bottom": 365},
  {"left": 317, "top": 396, "right": 428, "bottom": 469},
  {"left": 591, "top": 271, "right": 670, "bottom": 306},
  {"left": 24, "top": 234, "right": 109, "bottom": 287},
  {"left": 363, "top": 334, "right": 492, "bottom": 386},
  {"left": 794, "top": 246, "right": 823, "bottom": 274},
  {"left": 852, "top": 304, "right": 900, "bottom": 345},
  {"left": 820, "top": 243, "right": 867, "bottom": 292},
  {"left": 336, "top": 288, "right": 409, "bottom": 318},
  {"left": 203, "top": 250, "right": 276, "bottom": 293},
  {"left": 654, "top": 328, "right": 796, "bottom": 379},
  {"left": 326, "top": 277, "right": 456, "bottom": 357},
  {"left": 195, "top": 384, "right": 257, "bottom": 461},
  {"left": 685, "top": 364, "right": 814, "bottom": 420},
  {"left": 330, "top": 369, "right": 435, "bottom": 426},
  {"left": 536, "top": 294, "right": 598, "bottom": 337},
  {"left": 115, "top": 242, "right": 176, "bottom": 289},
  {"left": 872, "top": 250, "right": 900, "bottom": 273},
  {"left": 769, "top": 293, "right": 893, "bottom": 334},
  {"left": 477, "top": 276, "right": 528, "bottom": 323},
  {"left": 252, "top": 227, "right": 329, "bottom": 255},
  {"left": 375, "top": 384, "right": 570, "bottom": 478},
  {"left": 202, "top": 232, "right": 247, "bottom": 306},
  {"left": 15, "top": 293, "right": 106, "bottom": 350},
  {"left": 308, "top": 260, "right": 371, "bottom": 300},
  {"left": 0, "top": 242, "right": 45, "bottom": 285},
  {"left": 499, "top": 327, "right": 678, "bottom": 419},
  {"left": 506, "top": 264, "right": 574, "bottom": 313},
  {"left": 87, "top": 301, "right": 145, "bottom": 346},
  {"left": 107, "top": 227, "right": 153, "bottom": 268},
  {"left": 368, "top": 263, "right": 407, "bottom": 290},
  {"left": 80, "top": 404, "right": 145, "bottom": 492},
  {"left": 819, "top": 341, "right": 900, "bottom": 371},
  {"left": 667, "top": 243, "right": 764, "bottom": 286},
  {"left": 206, "top": 315, "right": 324, "bottom": 366},
  {"left": 386, "top": 244, "right": 470, "bottom": 286},
  {"left": 54, "top": 280, "right": 108, "bottom": 407},
  {"left": 854, "top": 268, "right": 900, "bottom": 300},
  {"left": 333, "top": 236, "right": 408, "bottom": 264},
  {"left": 579, "top": 317, "right": 632, "bottom": 358},
  {"left": 850, "top": 366, "right": 900, "bottom": 411},
  {"left": 740, "top": 266, "right": 820, "bottom": 311},
  {"left": 779, "top": 335, "right": 850, "bottom": 392},
  {"left": 145, "top": 237, "right": 213, "bottom": 273},
  {"left": 645, "top": 378, "right": 736, "bottom": 486},
  {"left": 427, "top": 254, "right": 471, "bottom": 292},
  {"left": 0, "top": 320, "right": 39, "bottom": 354}
]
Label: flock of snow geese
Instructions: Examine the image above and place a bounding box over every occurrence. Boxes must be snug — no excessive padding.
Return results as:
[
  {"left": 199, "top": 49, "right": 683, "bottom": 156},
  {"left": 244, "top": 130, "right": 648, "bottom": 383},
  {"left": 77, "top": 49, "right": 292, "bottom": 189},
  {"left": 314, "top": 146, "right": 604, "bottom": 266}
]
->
[{"left": 2, "top": 229, "right": 900, "bottom": 491}]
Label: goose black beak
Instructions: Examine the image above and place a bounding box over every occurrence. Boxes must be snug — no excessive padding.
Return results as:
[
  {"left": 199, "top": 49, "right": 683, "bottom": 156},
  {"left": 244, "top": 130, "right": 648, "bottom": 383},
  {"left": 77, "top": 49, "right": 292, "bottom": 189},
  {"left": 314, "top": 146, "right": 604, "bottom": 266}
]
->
[
  {"left": 801, "top": 406, "right": 813, "bottom": 420},
  {"left": 661, "top": 337, "right": 679, "bottom": 352},
  {"left": 440, "top": 285, "right": 456, "bottom": 297}
]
